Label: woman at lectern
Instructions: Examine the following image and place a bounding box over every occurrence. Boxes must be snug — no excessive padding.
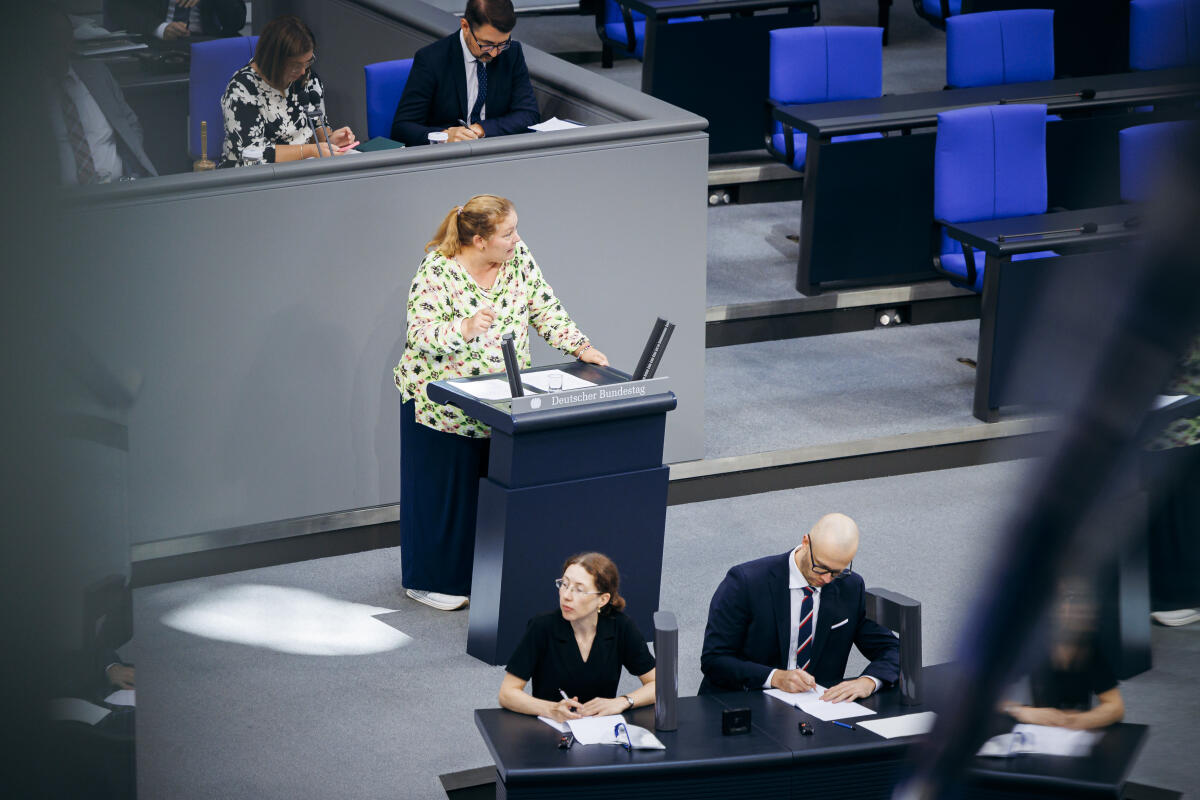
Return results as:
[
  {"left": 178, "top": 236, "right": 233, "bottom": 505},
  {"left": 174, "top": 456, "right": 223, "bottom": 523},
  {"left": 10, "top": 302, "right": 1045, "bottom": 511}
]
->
[
  {"left": 394, "top": 195, "right": 609, "bottom": 612},
  {"left": 499, "top": 553, "right": 656, "bottom": 721}
]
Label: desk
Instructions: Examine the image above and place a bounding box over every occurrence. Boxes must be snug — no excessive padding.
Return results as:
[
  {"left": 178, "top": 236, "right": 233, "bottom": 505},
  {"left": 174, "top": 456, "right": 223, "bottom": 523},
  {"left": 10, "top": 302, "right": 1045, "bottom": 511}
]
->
[
  {"left": 476, "top": 664, "right": 1148, "bottom": 799},
  {"left": 619, "top": 0, "right": 818, "bottom": 154},
  {"left": 943, "top": 205, "right": 1140, "bottom": 422},
  {"left": 772, "top": 68, "right": 1200, "bottom": 294}
]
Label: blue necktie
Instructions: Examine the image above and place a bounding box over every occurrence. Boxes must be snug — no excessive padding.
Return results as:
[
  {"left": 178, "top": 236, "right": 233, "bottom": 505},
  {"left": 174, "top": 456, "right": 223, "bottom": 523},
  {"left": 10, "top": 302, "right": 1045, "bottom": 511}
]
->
[
  {"left": 795, "top": 586, "right": 815, "bottom": 671},
  {"left": 470, "top": 60, "right": 487, "bottom": 125}
]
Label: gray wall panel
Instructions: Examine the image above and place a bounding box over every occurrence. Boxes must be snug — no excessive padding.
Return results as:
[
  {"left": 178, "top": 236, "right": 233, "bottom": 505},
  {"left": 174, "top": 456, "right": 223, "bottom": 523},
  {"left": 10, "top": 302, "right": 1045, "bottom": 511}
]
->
[{"left": 76, "top": 133, "right": 706, "bottom": 544}]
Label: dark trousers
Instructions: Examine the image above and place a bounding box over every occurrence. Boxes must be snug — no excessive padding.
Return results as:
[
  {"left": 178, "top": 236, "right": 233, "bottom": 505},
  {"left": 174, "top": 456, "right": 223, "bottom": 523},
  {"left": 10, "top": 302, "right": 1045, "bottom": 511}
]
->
[{"left": 400, "top": 400, "right": 490, "bottom": 596}]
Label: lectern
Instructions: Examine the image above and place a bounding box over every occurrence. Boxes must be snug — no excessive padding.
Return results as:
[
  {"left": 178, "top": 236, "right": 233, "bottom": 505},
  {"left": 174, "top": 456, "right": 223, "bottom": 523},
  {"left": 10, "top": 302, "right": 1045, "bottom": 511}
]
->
[{"left": 426, "top": 361, "right": 676, "bottom": 665}]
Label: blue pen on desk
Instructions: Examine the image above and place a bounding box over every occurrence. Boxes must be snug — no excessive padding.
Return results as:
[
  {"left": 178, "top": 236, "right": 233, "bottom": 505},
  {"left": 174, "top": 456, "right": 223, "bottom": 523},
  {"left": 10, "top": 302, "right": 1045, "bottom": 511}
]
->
[{"left": 832, "top": 720, "right": 855, "bottom": 731}]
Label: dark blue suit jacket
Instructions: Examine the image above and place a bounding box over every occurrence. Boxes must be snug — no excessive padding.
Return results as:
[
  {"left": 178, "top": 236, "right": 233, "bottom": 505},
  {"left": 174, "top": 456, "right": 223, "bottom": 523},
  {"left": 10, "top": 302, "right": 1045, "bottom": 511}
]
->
[
  {"left": 390, "top": 32, "right": 540, "bottom": 146},
  {"left": 699, "top": 551, "right": 900, "bottom": 693}
]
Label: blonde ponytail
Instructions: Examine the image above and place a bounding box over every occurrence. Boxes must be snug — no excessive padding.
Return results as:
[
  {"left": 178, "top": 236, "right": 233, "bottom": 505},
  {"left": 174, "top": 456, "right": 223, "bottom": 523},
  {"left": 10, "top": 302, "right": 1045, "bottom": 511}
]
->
[{"left": 425, "top": 194, "right": 515, "bottom": 257}]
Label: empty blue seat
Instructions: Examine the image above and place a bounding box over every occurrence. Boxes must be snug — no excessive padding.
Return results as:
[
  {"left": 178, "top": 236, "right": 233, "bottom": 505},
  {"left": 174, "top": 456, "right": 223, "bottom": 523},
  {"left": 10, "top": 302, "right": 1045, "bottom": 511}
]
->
[
  {"left": 767, "top": 26, "right": 884, "bottom": 171},
  {"left": 1130, "top": 0, "right": 1200, "bottom": 70},
  {"left": 946, "top": 10, "right": 1055, "bottom": 88},
  {"left": 934, "top": 104, "right": 1056, "bottom": 292},
  {"left": 1119, "top": 121, "right": 1196, "bottom": 202},
  {"left": 364, "top": 59, "right": 415, "bottom": 141},
  {"left": 916, "top": 0, "right": 964, "bottom": 28},
  {"left": 595, "top": 0, "right": 701, "bottom": 66},
  {"left": 189, "top": 36, "right": 258, "bottom": 161}
]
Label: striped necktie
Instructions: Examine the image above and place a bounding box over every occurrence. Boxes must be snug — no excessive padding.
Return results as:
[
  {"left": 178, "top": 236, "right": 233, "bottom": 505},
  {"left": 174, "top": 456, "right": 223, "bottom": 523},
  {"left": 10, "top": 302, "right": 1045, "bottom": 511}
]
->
[
  {"left": 59, "top": 87, "right": 98, "bottom": 185},
  {"left": 470, "top": 59, "right": 487, "bottom": 125},
  {"left": 795, "top": 586, "right": 815, "bottom": 671}
]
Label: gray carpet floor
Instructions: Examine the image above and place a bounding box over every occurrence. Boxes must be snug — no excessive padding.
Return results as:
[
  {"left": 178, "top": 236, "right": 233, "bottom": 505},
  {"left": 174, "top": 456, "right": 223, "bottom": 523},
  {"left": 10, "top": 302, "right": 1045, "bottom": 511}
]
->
[
  {"left": 128, "top": 458, "right": 1200, "bottom": 800},
  {"left": 705, "top": 320, "right": 983, "bottom": 458}
]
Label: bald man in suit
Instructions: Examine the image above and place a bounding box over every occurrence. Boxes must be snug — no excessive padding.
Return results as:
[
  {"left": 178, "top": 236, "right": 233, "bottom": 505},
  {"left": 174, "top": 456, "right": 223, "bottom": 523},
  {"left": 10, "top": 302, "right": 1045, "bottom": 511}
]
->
[{"left": 700, "top": 513, "right": 900, "bottom": 702}]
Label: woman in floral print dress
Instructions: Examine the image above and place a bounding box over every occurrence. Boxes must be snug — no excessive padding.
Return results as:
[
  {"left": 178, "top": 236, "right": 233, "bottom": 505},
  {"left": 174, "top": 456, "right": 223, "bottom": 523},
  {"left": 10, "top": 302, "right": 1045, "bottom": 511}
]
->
[
  {"left": 219, "top": 15, "right": 355, "bottom": 167},
  {"left": 394, "top": 195, "right": 608, "bottom": 611}
]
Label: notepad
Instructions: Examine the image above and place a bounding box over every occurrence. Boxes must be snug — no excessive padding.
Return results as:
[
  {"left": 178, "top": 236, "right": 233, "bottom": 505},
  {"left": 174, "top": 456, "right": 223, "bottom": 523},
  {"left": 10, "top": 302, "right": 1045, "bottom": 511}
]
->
[
  {"left": 566, "top": 715, "right": 665, "bottom": 749},
  {"left": 977, "top": 724, "right": 1101, "bottom": 758},
  {"left": 104, "top": 689, "right": 136, "bottom": 707},
  {"left": 538, "top": 715, "right": 569, "bottom": 733},
  {"left": 765, "top": 686, "right": 877, "bottom": 721}
]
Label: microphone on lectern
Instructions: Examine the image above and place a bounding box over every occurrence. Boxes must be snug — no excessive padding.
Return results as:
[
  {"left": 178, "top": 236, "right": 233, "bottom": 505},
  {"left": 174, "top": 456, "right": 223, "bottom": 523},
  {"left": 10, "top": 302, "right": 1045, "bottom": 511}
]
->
[{"left": 500, "top": 333, "right": 524, "bottom": 398}]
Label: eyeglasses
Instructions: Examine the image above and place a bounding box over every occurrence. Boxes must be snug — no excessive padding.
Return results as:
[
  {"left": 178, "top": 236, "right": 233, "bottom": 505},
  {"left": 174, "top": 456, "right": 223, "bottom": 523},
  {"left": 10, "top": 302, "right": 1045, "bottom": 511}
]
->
[
  {"left": 288, "top": 54, "right": 316, "bottom": 71},
  {"left": 614, "top": 722, "right": 632, "bottom": 751},
  {"left": 554, "top": 577, "right": 604, "bottom": 596},
  {"left": 468, "top": 27, "right": 512, "bottom": 54},
  {"left": 808, "top": 537, "right": 852, "bottom": 579}
]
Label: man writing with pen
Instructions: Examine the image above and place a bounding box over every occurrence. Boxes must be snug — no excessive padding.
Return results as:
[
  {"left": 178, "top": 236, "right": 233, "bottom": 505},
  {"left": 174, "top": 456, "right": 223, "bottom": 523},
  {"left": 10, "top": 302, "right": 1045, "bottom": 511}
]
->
[{"left": 390, "top": 0, "right": 540, "bottom": 146}]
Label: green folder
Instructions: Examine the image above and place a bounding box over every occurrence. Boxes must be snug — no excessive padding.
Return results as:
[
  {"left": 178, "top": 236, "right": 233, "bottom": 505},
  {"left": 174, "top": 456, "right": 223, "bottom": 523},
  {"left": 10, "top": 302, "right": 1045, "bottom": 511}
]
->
[{"left": 357, "top": 137, "right": 406, "bottom": 153}]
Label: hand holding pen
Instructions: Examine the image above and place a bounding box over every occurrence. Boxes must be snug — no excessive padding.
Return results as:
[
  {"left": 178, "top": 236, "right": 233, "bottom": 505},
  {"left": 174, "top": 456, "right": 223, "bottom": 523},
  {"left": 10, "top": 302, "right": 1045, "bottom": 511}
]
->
[{"left": 547, "top": 688, "right": 583, "bottom": 723}]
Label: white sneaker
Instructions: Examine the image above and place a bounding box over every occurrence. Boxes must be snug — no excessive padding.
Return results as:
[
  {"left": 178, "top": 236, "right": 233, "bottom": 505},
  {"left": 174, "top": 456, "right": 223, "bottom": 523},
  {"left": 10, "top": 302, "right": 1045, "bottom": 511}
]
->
[
  {"left": 1151, "top": 608, "right": 1200, "bottom": 627},
  {"left": 406, "top": 589, "right": 469, "bottom": 611}
]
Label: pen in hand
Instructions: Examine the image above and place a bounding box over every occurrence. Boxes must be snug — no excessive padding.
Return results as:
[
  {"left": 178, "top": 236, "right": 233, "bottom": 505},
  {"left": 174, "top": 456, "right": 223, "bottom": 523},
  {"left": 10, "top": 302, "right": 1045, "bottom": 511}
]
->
[{"left": 457, "top": 118, "right": 479, "bottom": 139}]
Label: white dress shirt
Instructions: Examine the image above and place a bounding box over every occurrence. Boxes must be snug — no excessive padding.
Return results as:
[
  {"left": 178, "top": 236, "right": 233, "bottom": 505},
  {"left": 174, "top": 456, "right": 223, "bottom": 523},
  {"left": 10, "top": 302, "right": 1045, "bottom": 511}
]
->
[
  {"left": 763, "top": 545, "right": 880, "bottom": 693},
  {"left": 459, "top": 29, "right": 486, "bottom": 122},
  {"left": 155, "top": 1, "right": 202, "bottom": 39},
  {"left": 51, "top": 67, "right": 125, "bottom": 185}
]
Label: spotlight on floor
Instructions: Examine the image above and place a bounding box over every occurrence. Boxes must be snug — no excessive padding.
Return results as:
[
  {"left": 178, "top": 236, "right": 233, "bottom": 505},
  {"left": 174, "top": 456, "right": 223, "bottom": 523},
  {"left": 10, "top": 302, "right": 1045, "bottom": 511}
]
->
[{"left": 161, "top": 584, "right": 413, "bottom": 655}]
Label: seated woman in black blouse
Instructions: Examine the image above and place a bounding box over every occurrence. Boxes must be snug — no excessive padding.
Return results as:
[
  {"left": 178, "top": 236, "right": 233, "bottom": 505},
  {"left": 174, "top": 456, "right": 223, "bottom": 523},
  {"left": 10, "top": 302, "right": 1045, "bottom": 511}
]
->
[
  {"left": 500, "top": 552, "right": 656, "bottom": 722},
  {"left": 1004, "top": 581, "right": 1125, "bottom": 730},
  {"left": 219, "top": 15, "right": 356, "bottom": 167}
]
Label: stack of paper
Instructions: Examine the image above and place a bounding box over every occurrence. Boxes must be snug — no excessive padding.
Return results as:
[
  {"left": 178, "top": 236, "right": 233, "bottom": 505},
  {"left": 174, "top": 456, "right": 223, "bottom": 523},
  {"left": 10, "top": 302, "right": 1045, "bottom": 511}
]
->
[
  {"left": 452, "top": 378, "right": 513, "bottom": 400},
  {"left": 520, "top": 369, "right": 596, "bottom": 392},
  {"left": 530, "top": 117, "right": 585, "bottom": 132},
  {"left": 566, "top": 715, "right": 666, "bottom": 749},
  {"left": 765, "top": 686, "right": 877, "bottom": 721}
]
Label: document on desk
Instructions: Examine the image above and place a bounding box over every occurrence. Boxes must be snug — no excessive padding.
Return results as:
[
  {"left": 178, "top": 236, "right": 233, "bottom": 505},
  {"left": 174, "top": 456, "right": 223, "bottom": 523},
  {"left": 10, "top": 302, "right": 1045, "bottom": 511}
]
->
[
  {"left": 858, "top": 711, "right": 937, "bottom": 739},
  {"left": 538, "top": 715, "right": 569, "bottom": 733},
  {"left": 566, "top": 715, "right": 665, "bottom": 749},
  {"left": 520, "top": 369, "right": 596, "bottom": 392},
  {"left": 452, "top": 378, "right": 513, "bottom": 400},
  {"left": 765, "top": 686, "right": 877, "bottom": 721},
  {"left": 977, "top": 724, "right": 1101, "bottom": 758},
  {"left": 49, "top": 698, "right": 111, "bottom": 726},
  {"left": 104, "top": 689, "right": 136, "bottom": 707},
  {"left": 530, "top": 117, "right": 584, "bottom": 132}
]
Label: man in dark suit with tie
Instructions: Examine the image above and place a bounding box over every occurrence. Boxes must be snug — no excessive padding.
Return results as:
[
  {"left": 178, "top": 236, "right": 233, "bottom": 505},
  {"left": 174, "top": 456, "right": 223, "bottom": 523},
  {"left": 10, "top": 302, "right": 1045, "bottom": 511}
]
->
[
  {"left": 390, "top": 0, "right": 540, "bottom": 146},
  {"left": 700, "top": 513, "right": 900, "bottom": 702},
  {"left": 107, "top": 0, "right": 246, "bottom": 41}
]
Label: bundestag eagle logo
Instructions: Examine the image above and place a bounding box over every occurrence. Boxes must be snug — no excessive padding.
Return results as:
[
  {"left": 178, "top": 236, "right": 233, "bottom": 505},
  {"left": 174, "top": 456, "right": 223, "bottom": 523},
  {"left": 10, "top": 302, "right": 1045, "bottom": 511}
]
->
[{"left": 530, "top": 397, "right": 542, "bottom": 409}]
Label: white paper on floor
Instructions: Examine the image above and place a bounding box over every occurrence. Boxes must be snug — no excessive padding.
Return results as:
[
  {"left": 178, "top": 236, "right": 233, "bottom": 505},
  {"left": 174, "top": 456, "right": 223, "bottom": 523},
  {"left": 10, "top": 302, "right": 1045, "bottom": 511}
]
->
[{"left": 160, "top": 584, "right": 412, "bottom": 655}]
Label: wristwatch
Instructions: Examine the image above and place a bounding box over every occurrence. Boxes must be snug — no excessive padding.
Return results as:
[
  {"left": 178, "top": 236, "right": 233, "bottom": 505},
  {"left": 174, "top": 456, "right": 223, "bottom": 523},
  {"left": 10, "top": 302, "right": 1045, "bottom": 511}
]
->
[{"left": 623, "top": 694, "right": 635, "bottom": 709}]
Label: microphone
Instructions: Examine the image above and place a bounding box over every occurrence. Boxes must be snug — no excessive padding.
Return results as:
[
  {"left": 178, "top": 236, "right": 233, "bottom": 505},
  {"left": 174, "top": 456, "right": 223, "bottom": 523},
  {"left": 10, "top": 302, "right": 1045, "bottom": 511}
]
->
[
  {"left": 632, "top": 318, "right": 675, "bottom": 381},
  {"left": 500, "top": 333, "right": 523, "bottom": 398},
  {"left": 995, "top": 222, "right": 1098, "bottom": 242},
  {"left": 998, "top": 88, "right": 1095, "bottom": 104}
]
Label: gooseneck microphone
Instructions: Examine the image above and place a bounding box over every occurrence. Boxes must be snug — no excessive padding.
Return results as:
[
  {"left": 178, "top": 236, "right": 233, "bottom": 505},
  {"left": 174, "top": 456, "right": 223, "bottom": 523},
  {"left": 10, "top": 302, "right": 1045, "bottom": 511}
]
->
[
  {"left": 996, "top": 222, "right": 1098, "bottom": 242},
  {"left": 998, "top": 88, "right": 1096, "bottom": 104},
  {"left": 632, "top": 318, "right": 675, "bottom": 381},
  {"left": 500, "top": 333, "right": 523, "bottom": 398}
]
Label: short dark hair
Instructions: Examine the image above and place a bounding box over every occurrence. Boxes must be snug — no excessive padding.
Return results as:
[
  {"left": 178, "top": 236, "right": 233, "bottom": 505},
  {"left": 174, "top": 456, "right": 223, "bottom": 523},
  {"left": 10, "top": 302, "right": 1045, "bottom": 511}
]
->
[
  {"left": 254, "top": 15, "right": 316, "bottom": 88},
  {"left": 464, "top": 0, "right": 517, "bottom": 34}
]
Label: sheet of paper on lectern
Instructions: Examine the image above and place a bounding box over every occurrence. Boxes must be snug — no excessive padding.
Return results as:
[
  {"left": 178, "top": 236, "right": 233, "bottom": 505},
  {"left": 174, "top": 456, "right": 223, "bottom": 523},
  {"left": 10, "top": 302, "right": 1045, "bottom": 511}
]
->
[
  {"left": 765, "top": 686, "right": 877, "bottom": 721},
  {"left": 538, "top": 715, "right": 569, "bottom": 733},
  {"left": 452, "top": 378, "right": 512, "bottom": 400},
  {"left": 530, "top": 117, "right": 584, "bottom": 132},
  {"left": 520, "top": 369, "right": 596, "bottom": 392}
]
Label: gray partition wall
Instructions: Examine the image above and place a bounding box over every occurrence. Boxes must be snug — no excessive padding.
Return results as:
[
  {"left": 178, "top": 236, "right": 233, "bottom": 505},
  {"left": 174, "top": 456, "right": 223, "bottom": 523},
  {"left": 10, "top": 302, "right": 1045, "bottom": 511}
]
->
[{"left": 74, "top": 1, "right": 707, "bottom": 554}]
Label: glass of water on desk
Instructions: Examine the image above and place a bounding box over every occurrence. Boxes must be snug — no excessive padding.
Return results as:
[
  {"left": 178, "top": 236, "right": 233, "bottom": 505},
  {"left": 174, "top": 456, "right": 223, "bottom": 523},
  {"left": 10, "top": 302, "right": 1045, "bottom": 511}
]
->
[{"left": 547, "top": 372, "right": 563, "bottom": 392}]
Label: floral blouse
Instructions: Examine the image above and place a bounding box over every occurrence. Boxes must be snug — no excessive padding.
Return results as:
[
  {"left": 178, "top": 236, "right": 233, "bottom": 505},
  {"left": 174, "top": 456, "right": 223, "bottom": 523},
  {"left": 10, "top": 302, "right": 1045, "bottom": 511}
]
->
[
  {"left": 220, "top": 64, "right": 324, "bottom": 167},
  {"left": 394, "top": 242, "right": 589, "bottom": 437},
  {"left": 1148, "top": 336, "right": 1200, "bottom": 450}
]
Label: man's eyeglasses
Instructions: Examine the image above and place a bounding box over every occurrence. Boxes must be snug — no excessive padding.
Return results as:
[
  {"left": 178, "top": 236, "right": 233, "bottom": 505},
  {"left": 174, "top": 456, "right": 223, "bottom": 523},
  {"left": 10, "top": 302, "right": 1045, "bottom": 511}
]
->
[
  {"left": 808, "top": 537, "right": 852, "bottom": 579},
  {"left": 468, "top": 27, "right": 512, "bottom": 54},
  {"left": 554, "top": 578, "right": 603, "bottom": 596}
]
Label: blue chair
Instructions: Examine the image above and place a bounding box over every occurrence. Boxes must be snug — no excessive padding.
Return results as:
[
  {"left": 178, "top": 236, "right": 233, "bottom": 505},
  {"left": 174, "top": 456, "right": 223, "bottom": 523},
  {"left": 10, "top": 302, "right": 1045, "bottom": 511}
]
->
[
  {"left": 946, "top": 10, "right": 1055, "bottom": 88},
  {"left": 766, "top": 26, "right": 884, "bottom": 171},
  {"left": 595, "top": 0, "right": 702, "bottom": 68},
  {"left": 914, "top": 0, "right": 963, "bottom": 30},
  {"left": 1130, "top": 0, "right": 1200, "bottom": 70},
  {"left": 189, "top": 36, "right": 258, "bottom": 161},
  {"left": 364, "top": 59, "right": 415, "bottom": 141},
  {"left": 933, "top": 104, "right": 1055, "bottom": 293},
  {"left": 1119, "top": 121, "right": 1196, "bottom": 202}
]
